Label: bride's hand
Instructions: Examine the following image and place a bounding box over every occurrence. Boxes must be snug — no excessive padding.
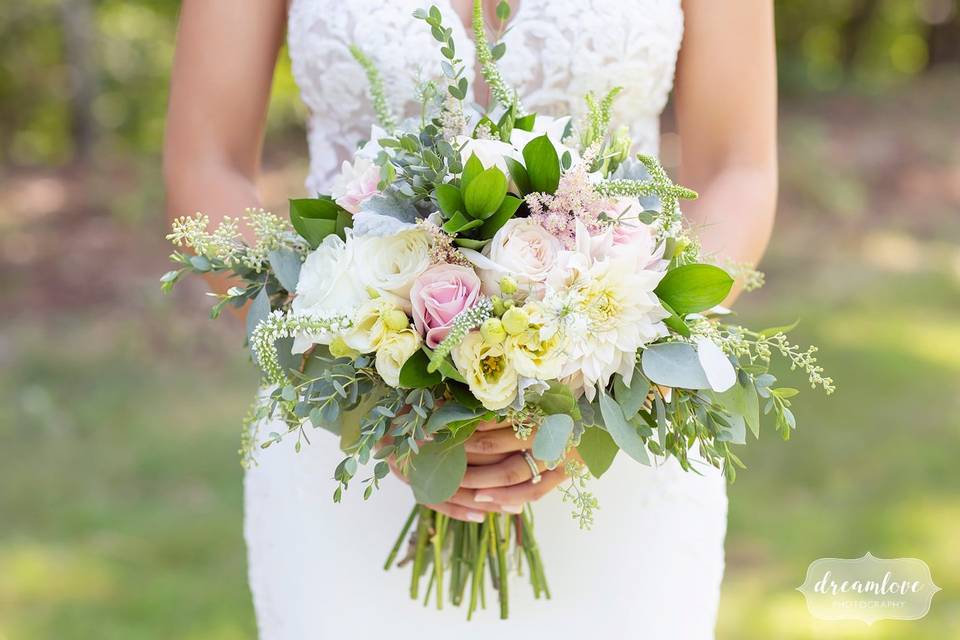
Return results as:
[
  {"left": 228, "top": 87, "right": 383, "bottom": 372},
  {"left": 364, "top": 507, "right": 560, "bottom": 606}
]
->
[{"left": 460, "top": 419, "right": 570, "bottom": 510}]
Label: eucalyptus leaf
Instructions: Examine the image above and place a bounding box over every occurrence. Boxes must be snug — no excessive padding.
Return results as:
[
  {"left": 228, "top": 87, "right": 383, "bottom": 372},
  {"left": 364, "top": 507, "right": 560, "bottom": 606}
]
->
[
  {"left": 268, "top": 249, "right": 302, "bottom": 292},
  {"left": 641, "top": 342, "right": 711, "bottom": 390},
  {"left": 409, "top": 424, "right": 477, "bottom": 504},
  {"left": 531, "top": 414, "right": 574, "bottom": 462},
  {"left": 246, "top": 286, "right": 270, "bottom": 341},
  {"left": 577, "top": 426, "right": 619, "bottom": 478},
  {"left": 598, "top": 391, "right": 650, "bottom": 465},
  {"left": 613, "top": 372, "right": 650, "bottom": 420},
  {"left": 424, "top": 403, "right": 486, "bottom": 434}
]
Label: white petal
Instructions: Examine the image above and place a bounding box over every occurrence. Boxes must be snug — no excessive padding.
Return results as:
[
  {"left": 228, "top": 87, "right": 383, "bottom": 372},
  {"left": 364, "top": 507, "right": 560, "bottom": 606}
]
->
[{"left": 695, "top": 337, "right": 736, "bottom": 392}]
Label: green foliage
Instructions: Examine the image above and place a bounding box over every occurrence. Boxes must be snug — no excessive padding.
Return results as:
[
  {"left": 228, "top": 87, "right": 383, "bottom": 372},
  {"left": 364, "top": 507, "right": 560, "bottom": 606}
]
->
[
  {"left": 597, "top": 391, "right": 650, "bottom": 465},
  {"left": 289, "top": 197, "right": 349, "bottom": 248},
  {"left": 398, "top": 349, "right": 443, "bottom": 388},
  {"left": 522, "top": 135, "right": 561, "bottom": 194},
  {"left": 531, "top": 413, "right": 574, "bottom": 462},
  {"left": 577, "top": 426, "right": 619, "bottom": 478},
  {"left": 408, "top": 423, "right": 477, "bottom": 504},
  {"left": 641, "top": 342, "right": 711, "bottom": 390},
  {"left": 654, "top": 264, "right": 735, "bottom": 315}
]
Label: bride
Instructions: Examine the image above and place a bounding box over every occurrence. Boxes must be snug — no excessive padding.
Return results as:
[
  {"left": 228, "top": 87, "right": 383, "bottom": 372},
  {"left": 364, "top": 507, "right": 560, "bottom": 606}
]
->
[{"left": 164, "top": 1, "right": 777, "bottom": 637}]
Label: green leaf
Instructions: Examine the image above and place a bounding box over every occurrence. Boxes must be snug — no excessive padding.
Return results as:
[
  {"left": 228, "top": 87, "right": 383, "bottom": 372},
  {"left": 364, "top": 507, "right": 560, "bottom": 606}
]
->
[
  {"left": 463, "top": 167, "right": 508, "bottom": 219},
  {"left": 453, "top": 237, "right": 489, "bottom": 250},
  {"left": 409, "top": 438, "right": 468, "bottom": 504},
  {"left": 514, "top": 113, "right": 536, "bottom": 132},
  {"left": 425, "top": 403, "right": 487, "bottom": 434},
  {"left": 461, "top": 153, "right": 484, "bottom": 191},
  {"left": 447, "top": 381, "right": 484, "bottom": 410},
  {"left": 246, "top": 287, "right": 270, "bottom": 341},
  {"left": 522, "top": 135, "right": 560, "bottom": 194},
  {"left": 577, "top": 426, "right": 619, "bottom": 478},
  {"left": 434, "top": 183, "right": 464, "bottom": 218},
  {"left": 598, "top": 391, "right": 650, "bottom": 465},
  {"left": 478, "top": 195, "right": 522, "bottom": 238},
  {"left": 537, "top": 381, "right": 579, "bottom": 419},
  {"left": 335, "top": 209, "right": 351, "bottom": 239},
  {"left": 268, "top": 249, "right": 302, "bottom": 292},
  {"left": 759, "top": 319, "right": 800, "bottom": 338},
  {"left": 442, "top": 212, "right": 484, "bottom": 235},
  {"left": 398, "top": 350, "right": 442, "bottom": 388},
  {"left": 654, "top": 264, "right": 734, "bottom": 315},
  {"left": 504, "top": 157, "right": 531, "bottom": 195},
  {"left": 531, "top": 414, "right": 574, "bottom": 462},
  {"left": 713, "top": 376, "right": 761, "bottom": 438},
  {"left": 660, "top": 300, "right": 691, "bottom": 337},
  {"left": 641, "top": 342, "right": 711, "bottom": 390},
  {"left": 289, "top": 197, "right": 342, "bottom": 248},
  {"left": 613, "top": 372, "right": 650, "bottom": 420}
]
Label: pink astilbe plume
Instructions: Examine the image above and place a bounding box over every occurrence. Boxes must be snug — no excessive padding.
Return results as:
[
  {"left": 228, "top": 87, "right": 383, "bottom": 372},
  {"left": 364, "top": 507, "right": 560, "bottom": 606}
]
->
[{"left": 525, "top": 143, "right": 616, "bottom": 248}]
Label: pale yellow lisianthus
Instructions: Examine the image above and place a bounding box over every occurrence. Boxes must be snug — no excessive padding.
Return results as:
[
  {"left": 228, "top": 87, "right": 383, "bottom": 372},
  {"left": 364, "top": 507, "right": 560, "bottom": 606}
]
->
[
  {"left": 375, "top": 328, "right": 422, "bottom": 388},
  {"left": 505, "top": 302, "right": 565, "bottom": 380},
  {"left": 341, "top": 299, "right": 411, "bottom": 354},
  {"left": 452, "top": 332, "right": 519, "bottom": 411}
]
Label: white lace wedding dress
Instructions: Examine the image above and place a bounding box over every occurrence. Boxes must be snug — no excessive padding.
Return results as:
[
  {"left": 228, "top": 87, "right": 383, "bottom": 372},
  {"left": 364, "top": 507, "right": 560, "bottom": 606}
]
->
[{"left": 245, "top": 1, "right": 727, "bottom": 637}]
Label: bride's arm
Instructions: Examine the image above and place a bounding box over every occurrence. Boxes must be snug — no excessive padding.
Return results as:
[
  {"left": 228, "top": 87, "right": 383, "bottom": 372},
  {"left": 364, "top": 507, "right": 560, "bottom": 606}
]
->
[
  {"left": 674, "top": 0, "right": 778, "bottom": 304},
  {"left": 164, "top": 0, "right": 288, "bottom": 257}
]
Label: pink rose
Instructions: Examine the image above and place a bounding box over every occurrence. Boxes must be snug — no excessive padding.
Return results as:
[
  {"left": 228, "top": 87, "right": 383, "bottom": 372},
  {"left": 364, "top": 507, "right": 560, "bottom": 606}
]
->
[
  {"left": 330, "top": 157, "right": 380, "bottom": 214},
  {"left": 410, "top": 264, "right": 481, "bottom": 348}
]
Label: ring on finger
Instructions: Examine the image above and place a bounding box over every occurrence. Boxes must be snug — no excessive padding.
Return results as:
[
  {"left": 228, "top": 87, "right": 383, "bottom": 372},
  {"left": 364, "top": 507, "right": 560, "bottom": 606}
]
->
[{"left": 521, "top": 451, "right": 542, "bottom": 484}]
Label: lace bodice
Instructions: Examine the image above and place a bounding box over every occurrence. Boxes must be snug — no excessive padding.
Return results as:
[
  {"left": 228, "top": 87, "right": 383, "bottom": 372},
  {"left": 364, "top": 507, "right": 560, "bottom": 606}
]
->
[{"left": 288, "top": 0, "right": 684, "bottom": 194}]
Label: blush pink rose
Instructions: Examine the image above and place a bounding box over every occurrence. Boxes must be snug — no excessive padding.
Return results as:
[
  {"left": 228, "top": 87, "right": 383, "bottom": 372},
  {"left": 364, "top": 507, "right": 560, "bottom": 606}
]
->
[
  {"left": 330, "top": 157, "right": 380, "bottom": 214},
  {"left": 410, "top": 264, "right": 481, "bottom": 348}
]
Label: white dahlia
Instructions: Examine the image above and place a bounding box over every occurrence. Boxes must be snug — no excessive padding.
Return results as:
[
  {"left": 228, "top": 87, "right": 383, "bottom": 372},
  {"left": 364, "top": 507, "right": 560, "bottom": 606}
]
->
[{"left": 542, "top": 223, "right": 669, "bottom": 400}]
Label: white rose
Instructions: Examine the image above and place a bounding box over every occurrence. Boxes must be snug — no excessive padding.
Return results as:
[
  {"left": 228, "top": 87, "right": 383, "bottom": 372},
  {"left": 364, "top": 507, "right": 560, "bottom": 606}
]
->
[
  {"left": 461, "top": 218, "right": 562, "bottom": 298},
  {"left": 452, "top": 332, "right": 519, "bottom": 411},
  {"left": 291, "top": 233, "right": 368, "bottom": 352},
  {"left": 454, "top": 135, "right": 522, "bottom": 177},
  {"left": 375, "top": 328, "right": 422, "bottom": 388},
  {"left": 354, "top": 229, "right": 432, "bottom": 309}
]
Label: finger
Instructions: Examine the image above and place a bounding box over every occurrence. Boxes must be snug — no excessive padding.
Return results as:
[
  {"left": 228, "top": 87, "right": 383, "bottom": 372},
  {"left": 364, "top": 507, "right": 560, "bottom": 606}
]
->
[
  {"left": 464, "top": 428, "right": 531, "bottom": 454},
  {"left": 475, "top": 417, "right": 511, "bottom": 432},
  {"left": 461, "top": 452, "right": 546, "bottom": 489},
  {"left": 426, "top": 501, "right": 487, "bottom": 523},
  {"left": 387, "top": 457, "right": 409, "bottom": 484},
  {"left": 466, "top": 451, "right": 511, "bottom": 466},
  {"left": 473, "top": 468, "right": 567, "bottom": 506},
  {"left": 445, "top": 488, "right": 503, "bottom": 513}
]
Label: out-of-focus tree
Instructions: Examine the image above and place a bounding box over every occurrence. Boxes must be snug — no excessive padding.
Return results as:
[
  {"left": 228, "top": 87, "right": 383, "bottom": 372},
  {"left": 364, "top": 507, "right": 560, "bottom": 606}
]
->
[
  {"left": 776, "top": 0, "right": 959, "bottom": 93},
  {"left": 0, "top": 0, "right": 957, "bottom": 167}
]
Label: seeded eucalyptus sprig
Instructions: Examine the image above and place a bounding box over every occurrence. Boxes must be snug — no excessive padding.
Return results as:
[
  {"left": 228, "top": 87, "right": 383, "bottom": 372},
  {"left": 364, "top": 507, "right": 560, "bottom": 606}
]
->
[{"left": 414, "top": 6, "right": 470, "bottom": 103}]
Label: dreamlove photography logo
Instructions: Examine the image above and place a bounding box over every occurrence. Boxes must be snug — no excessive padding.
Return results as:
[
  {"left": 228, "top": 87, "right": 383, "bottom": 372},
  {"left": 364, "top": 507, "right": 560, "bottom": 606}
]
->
[{"left": 797, "top": 552, "right": 941, "bottom": 624}]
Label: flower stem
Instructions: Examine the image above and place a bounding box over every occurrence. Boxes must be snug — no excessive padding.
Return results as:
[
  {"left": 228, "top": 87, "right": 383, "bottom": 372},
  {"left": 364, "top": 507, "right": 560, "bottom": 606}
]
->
[{"left": 384, "top": 504, "right": 418, "bottom": 570}]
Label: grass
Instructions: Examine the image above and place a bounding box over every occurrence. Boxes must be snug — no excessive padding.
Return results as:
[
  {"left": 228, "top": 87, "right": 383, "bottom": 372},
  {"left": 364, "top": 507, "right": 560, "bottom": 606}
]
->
[
  {"left": 2, "top": 77, "right": 959, "bottom": 637},
  {"left": 2, "top": 229, "right": 958, "bottom": 639}
]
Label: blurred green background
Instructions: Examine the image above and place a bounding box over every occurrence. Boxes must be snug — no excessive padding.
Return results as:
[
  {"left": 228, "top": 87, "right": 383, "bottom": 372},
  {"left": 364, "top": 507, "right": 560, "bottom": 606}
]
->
[{"left": 1, "top": 1, "right": 958, "bottom": 638}]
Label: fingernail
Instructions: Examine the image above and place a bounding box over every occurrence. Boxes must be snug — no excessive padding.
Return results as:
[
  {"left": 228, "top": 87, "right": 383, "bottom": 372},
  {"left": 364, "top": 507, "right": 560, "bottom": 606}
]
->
[
  {"left": 467, "top": 511, "right": 485, "bottom": 523},
  {"left": 501, "top": 504, "right": 523, "bottom": 514},
  {"left": 474, "top": 494, "right": 494, "bottom": 503}
]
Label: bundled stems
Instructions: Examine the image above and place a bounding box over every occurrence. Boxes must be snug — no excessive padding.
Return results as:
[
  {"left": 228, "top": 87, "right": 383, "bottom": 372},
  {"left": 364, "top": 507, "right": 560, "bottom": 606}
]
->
[{"left": 388, "top": 505, "right": 549, "bottom": 620}]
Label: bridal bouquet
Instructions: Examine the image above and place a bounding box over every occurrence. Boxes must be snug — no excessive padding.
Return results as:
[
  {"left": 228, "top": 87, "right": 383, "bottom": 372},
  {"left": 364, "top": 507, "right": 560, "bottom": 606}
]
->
[{"left": 162, "top": 0, "right": 832, "bottom": 620}]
